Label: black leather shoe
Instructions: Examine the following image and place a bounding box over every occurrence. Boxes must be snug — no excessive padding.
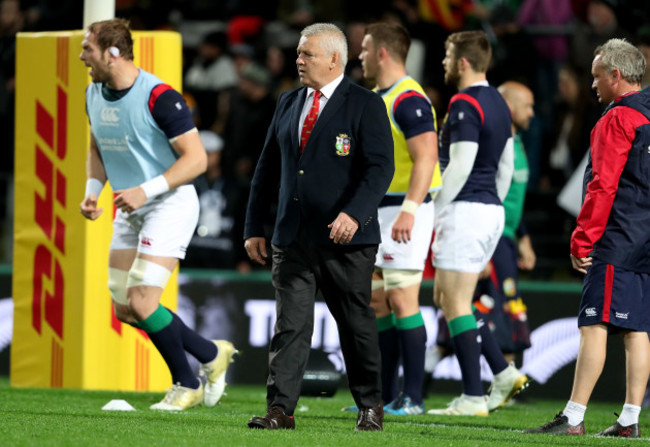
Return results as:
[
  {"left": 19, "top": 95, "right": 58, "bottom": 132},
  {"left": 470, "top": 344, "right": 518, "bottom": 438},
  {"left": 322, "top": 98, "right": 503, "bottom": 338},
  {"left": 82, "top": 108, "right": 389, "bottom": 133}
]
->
[
  {"left": 248, "top": 406, "right": 296, "bottom": 430},
  {"left": 356, "top": 404, "right": 383, "bottom": 431}
]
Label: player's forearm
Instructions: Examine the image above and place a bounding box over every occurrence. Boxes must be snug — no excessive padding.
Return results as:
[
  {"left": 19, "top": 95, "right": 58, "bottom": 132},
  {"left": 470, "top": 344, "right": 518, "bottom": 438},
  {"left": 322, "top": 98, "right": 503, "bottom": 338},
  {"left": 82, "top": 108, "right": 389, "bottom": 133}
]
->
[
  {"left": 496, "top": 138, "right": 514, "bottom": 202},
  {"left": 86, "top": 144, "right": 107, "bottom": 184},
  {"left": 163, "top": 153, "right": 206, "bottom": 189},
  {"left": 406, "top": 161, "right": 435, "bottom": 204},
  {"left": 433, "top": 141, "right": 476, "bottom": 212},
  {"left": 405, "top": 131, "right": 438, "bottom": 204},
  {"left": 164, "top": 130, "right": 208, "bottom": 189}
]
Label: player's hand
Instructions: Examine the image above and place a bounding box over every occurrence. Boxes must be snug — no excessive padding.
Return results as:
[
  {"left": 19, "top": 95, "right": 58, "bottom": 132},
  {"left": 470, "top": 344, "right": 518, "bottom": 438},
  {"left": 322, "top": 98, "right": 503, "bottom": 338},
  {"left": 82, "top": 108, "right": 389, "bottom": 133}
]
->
[
  {"left": 391, "top": 211, "right": 415, "bottom": 243},
  {"left": 517, "top": 235, "right": 536, "bottom": 270},
  {"left": 80, "top": 194, "right": 103, "bottom": 220},
  {"left": 570, "top": 254, "right": 592, "bottom": 274},
  {"left": 113, "top": 186, "right": 148, "bottom": 213},
  {"left": 245, "top": 237, "right": 268, "bottom": 265},
  {"left": 328, "top": 212, "right": 359, "bottom": 244}
]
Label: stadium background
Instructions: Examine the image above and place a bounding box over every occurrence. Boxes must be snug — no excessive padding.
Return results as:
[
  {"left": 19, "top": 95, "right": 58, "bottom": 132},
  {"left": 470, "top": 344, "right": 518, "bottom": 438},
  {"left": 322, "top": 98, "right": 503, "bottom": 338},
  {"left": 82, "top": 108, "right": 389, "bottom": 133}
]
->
[{"left": 1, "top": 0, "right": 647, "bottom": 404}]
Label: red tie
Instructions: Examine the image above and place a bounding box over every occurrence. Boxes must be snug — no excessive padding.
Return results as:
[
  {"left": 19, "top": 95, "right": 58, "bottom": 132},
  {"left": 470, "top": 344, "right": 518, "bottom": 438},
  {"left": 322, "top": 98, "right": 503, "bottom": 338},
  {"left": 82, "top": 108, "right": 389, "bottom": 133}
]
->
[{"left": 300, "top": 90, "right": 322, "bottom": 153}]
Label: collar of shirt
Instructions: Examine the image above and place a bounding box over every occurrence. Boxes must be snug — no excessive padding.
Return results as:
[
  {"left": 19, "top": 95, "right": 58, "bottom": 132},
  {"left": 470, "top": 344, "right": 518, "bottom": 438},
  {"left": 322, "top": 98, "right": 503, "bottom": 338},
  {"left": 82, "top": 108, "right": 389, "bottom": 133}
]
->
[
  {"left": 299, "top": 73, "right": 344, "bottom": 142},
  {"left": 468, "top": 80, "right": 489, "bottom": 88},
  {"left": 306, "top": 73, "right": 344, "bottom": 103}
]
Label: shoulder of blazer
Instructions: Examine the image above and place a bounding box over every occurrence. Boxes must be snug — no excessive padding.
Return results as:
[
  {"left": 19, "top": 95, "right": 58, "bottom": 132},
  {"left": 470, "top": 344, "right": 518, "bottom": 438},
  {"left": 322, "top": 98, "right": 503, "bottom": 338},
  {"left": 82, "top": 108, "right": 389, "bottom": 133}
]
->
[
  {"left": 346, "top": 79, "right": 378, "bottom": 103},
  {"left": 278, "top": 86, "right": 305, "bottom": 104}
]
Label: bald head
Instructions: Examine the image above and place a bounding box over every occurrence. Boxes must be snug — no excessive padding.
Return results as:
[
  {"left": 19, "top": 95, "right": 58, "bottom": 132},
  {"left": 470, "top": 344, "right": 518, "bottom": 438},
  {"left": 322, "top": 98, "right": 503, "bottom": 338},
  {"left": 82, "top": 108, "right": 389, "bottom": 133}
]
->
[{"left": 498, "top": 81, "right": 535, "bottom": 132}]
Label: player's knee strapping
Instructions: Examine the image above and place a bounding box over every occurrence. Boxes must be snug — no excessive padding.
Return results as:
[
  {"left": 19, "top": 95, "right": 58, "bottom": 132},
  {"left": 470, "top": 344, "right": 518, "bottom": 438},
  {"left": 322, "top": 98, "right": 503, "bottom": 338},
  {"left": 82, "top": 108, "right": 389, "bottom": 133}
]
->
[
  {"left": 108, "top": 268, "right": 129, "bottom": 305},
  {"left": 383, "top": 269, "right": 422, "bottom": 290},
  {"left": 126, "top": 258, "right": 172, "bottom": 289}
]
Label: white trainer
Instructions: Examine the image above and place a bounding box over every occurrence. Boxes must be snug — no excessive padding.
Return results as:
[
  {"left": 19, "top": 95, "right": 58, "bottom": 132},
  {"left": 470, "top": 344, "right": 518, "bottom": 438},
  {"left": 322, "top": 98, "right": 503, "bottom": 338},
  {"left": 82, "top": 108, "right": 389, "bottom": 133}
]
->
[
  {"left": 487, "top": 362, "right": 531, "bottom": 412},
  {"left": 427, "top": 394, "right": 489, "bottom": 416},
  {"left": 200, "top": 340, "right": 238, "bottom": 407},
  {"left": 150, "top": 383, "right": 203, "bottom": 411}
]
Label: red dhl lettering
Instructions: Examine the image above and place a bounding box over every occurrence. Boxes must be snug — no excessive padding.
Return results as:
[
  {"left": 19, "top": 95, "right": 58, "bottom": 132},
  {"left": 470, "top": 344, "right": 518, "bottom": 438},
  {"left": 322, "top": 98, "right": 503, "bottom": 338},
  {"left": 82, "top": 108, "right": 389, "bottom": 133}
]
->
[
  {"left": 32, "top": 245, "right": 64, "bottom": 338},
  {"left": 31, "top": 85, "right": 67, "bottom": 340}
]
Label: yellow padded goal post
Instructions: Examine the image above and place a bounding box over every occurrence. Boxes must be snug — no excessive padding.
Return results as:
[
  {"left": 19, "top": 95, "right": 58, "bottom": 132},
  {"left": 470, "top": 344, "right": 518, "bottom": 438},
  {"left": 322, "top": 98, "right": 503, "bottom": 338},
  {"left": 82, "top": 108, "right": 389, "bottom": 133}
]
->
[{"left": 12, "top": 30, "right": 183, "bottom": 391}]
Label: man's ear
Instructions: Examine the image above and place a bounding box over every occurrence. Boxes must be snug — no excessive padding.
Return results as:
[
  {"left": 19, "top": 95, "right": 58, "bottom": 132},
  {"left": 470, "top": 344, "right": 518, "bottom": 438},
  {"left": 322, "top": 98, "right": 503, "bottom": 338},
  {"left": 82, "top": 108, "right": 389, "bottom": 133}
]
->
[
  {"left": 378, "top": 46, "right": 389, "bottom": 61},
  {"left": 330, "top": 51, "right": 340, "bottom": 69},
  {"left": 458, "top": 57, "right": 469, "bottom": 72}
]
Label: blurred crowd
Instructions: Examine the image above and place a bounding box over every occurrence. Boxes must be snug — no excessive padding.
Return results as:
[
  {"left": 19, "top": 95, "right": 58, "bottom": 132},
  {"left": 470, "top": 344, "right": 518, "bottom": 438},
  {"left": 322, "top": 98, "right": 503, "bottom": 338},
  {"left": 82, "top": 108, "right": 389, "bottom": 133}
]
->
[{"left": 2, "top": 0, "right": 650, "bottom": 276}]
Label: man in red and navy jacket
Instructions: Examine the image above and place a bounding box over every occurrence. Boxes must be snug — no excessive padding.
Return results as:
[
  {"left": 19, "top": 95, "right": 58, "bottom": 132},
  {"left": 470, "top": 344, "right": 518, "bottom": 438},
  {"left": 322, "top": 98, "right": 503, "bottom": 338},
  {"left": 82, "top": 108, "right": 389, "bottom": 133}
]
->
[{"left": 525, "top": 38, "right": 650, "bottom": 438}]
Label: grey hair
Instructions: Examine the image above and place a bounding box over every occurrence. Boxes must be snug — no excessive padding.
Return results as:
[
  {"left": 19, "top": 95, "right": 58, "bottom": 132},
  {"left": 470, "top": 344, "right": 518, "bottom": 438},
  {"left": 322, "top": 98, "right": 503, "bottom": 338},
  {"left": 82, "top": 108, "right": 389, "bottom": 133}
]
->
[
  {"left": 594, "top": 38, "right": 646, "bottom": 85},
  {"left": 301, "top": 23, "right": 348, "bottom": 68}
]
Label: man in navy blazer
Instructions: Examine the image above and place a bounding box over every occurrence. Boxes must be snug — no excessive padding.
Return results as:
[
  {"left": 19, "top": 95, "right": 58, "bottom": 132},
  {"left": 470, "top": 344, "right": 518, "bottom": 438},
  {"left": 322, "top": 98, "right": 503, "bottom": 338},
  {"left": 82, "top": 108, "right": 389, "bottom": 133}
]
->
[{"left": 244, "top": 23, "right": 394, "bottom": 431}]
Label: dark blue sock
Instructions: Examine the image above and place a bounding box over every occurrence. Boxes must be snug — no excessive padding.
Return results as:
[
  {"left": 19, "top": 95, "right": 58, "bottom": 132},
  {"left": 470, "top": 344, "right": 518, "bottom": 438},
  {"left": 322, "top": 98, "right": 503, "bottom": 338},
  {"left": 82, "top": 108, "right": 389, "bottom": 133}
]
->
[
  {"left": 140, "top": 306, "right": 199, "bottom": 389},
  {"left": 476, "top": 317, "right": 508, "bottom": 375},
  {"left": 450, "top": 329, "right": 483, "bottom": 397},
  {"left": 167, "top": 309, "right": 218, "bottom": 364},
  {"left": 396, "top": 324, "right": 426, "bottom": 405},
  {"left": 377, "top": 315, "right": 399, "bottom": 404}
]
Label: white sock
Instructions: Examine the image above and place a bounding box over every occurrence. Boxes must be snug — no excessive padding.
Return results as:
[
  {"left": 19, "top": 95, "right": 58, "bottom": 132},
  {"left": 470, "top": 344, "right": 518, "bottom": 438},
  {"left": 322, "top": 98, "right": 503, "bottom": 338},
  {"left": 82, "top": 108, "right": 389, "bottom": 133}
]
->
[
  {"left": 563, "top": 401, "right": 586, "bottom": 426},
  {"left": 617, "top": 403, "right": 641, "bottom": 426}
]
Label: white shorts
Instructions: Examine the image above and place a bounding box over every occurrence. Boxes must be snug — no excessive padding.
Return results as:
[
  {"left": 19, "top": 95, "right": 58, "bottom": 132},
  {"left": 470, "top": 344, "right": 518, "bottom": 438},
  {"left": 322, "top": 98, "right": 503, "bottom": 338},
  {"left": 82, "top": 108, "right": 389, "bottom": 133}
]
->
[
  {"left": 432, "top": 201, "right": 504, "bottom": 273},
  {"left": 375, "top": 199, "right": 434, "bottom": 271},
  {"left": 110, "top": 185, "right": 199, "bottom": 259}
]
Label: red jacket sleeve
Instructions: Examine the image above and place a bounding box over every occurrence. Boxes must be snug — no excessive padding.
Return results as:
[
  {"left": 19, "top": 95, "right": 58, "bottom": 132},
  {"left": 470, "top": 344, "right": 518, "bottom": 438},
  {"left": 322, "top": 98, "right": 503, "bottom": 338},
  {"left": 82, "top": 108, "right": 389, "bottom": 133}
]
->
[{"left": 570, "top": 106, "right": 646, "bottom": 257}]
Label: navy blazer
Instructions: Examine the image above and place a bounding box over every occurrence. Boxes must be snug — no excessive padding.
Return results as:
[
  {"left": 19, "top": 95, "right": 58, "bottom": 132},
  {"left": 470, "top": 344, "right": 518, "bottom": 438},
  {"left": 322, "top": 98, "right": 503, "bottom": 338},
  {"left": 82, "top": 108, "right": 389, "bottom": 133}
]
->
[{"left": 244, "top": 76, "right": 394, "bottom": 247}]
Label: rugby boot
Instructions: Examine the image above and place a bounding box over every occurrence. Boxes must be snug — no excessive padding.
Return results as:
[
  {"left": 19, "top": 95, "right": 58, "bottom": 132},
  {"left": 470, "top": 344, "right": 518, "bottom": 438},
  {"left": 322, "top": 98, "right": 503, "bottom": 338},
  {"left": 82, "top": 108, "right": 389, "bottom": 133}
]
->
[
  {"left": 487, "top": 362, "right": 531, "bottom": 411},
  {"left": 523, "top": 412, "right": 585, "bottom": 435},
  {"left": 596, "top": 420, "right": 640, "bottom": 438},
  {"left": 427, "top": 394, "right": 489, "bottom": 416},
  {"left": 150, "top": 383, "right": 203, "bottom": 411},
  {"left": 384, "top": 393, "right": 425, "bottom": 415},
  {"left": 200, "top": 340, "right": 238, "bottom": 407}
]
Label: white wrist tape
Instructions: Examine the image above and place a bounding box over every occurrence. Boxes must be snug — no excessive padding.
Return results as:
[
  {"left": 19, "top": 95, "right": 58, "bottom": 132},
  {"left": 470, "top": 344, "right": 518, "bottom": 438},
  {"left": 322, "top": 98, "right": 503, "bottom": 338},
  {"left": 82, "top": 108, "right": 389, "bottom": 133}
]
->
[
  {"left": 85, "top": 178, "right": 104, "bottom": 198},
  {"left": 140, "top": 175, "right": 169, "bottom": 199},
  {"left": 400, "top": 199, "right": 419, "bottom": 215}
]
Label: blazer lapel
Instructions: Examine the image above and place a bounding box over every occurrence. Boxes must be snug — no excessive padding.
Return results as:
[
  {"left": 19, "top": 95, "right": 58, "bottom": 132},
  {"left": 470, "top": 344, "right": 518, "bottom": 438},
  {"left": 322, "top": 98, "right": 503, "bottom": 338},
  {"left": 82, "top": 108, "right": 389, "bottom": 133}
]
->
[
  {"left": 309, "top": 77, "right": 349, "bottom": 144},
  {"left": 291, "top": 88, "right": 308, "bottom": 154}
]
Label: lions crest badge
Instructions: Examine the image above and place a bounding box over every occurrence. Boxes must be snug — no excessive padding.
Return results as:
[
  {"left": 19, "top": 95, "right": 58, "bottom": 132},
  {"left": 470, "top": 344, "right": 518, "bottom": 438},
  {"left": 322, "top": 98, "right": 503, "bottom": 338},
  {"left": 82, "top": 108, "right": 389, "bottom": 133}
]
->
[{"left": 335, "top": 133, "right": 351, "bottom": 156}]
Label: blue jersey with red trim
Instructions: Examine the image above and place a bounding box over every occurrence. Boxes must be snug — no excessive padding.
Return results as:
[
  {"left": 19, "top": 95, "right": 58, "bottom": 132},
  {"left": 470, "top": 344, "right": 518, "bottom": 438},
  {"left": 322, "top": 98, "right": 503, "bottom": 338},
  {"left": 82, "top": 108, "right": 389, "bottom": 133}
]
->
[
  {"left": 571, "top": 88, "right": 650, "bottom": 272},
  {"left": 391, "top": 91, "right": 436, "bottom": 138},
  {"left": 439, "top": 85, "right": 512, "bottom": 205}
]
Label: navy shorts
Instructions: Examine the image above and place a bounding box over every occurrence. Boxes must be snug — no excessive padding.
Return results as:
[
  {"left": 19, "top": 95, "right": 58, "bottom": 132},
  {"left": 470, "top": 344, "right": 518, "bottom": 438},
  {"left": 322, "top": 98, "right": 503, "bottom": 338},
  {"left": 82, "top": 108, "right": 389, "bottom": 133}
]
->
[{"left": 579, "top": 259, "right": 650, "bottom": 332}]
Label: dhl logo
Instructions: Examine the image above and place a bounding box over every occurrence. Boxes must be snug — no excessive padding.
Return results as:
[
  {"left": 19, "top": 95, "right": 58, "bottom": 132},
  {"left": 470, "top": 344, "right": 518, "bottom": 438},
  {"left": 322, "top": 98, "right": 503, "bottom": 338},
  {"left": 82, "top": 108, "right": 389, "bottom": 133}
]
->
[{"left": 31, "top": 37, "right": 69, "bottom": 387}]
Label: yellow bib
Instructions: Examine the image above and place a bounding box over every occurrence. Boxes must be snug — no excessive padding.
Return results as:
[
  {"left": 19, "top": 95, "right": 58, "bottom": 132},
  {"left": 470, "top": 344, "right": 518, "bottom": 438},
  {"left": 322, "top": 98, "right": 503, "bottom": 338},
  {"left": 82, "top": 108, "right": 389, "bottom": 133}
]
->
[{"left": 378, "top": 77, "right": 442, "bottom": 195}]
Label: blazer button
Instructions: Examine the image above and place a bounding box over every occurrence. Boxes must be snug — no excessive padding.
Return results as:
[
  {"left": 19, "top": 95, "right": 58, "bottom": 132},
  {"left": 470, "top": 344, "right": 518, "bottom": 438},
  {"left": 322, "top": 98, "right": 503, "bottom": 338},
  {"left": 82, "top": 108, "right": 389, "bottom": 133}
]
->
[{"left": 298, "top": 170, "right": 304, "bottom": 175}]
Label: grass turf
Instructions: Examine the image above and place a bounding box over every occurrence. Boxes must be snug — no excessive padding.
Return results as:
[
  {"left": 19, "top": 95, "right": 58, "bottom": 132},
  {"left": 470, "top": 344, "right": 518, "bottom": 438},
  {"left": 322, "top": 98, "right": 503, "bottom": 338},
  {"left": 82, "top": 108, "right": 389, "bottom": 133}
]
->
[{"left": 0, "top": 378, "right": 647, "bottom": 446}]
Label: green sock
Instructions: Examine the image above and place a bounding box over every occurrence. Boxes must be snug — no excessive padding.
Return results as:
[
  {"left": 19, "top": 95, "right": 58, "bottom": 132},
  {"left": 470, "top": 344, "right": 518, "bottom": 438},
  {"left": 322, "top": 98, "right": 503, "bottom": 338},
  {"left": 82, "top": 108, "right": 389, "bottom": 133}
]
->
[
  {"left": 395, "top": 312, "right": 425, "bottom": 330},
  {"left": 137, "top": 304, "right": 173, "bottom": 333},
  {"left": 447, "top": 314, "right": 477, "bottom": 337}
]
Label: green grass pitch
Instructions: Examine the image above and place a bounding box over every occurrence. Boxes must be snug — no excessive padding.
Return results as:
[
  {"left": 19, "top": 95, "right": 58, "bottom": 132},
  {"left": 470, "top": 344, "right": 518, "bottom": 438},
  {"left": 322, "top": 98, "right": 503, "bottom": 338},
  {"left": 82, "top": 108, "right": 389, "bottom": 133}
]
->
[{"left": 0, "top": 378, "right": 647, "bottom": 446}]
